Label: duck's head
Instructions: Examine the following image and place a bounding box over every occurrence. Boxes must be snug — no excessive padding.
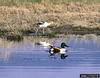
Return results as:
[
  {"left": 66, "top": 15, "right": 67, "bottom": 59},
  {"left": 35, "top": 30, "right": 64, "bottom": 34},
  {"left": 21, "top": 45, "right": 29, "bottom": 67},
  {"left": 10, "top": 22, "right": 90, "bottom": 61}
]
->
[{"left": 61, "top": 42, "right": 69, "bottom": 48}]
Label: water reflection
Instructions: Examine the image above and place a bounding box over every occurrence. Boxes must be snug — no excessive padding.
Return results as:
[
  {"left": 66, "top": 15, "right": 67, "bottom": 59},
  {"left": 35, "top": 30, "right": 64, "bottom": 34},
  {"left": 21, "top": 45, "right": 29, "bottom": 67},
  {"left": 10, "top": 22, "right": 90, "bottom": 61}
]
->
[
  {"left": 0, "top": 34, "right": 100, "bottom": 67},
  {"left": 0, "top": 39, "right": 14, "bottom": 60}
]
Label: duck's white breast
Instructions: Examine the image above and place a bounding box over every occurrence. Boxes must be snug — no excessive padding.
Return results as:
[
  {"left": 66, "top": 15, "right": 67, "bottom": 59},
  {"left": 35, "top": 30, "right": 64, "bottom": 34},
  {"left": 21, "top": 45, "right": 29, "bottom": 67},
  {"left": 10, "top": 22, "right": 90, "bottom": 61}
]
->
[{"left": 60, "top": 48, "right": 66, "bottom": 54}]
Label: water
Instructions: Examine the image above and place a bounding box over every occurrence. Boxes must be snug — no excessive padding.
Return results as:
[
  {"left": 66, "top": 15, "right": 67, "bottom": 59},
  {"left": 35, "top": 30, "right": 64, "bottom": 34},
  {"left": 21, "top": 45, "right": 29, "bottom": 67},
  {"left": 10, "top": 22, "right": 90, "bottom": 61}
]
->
[{"left": 0, "top": 34, "right": 100, "bottom": 78}]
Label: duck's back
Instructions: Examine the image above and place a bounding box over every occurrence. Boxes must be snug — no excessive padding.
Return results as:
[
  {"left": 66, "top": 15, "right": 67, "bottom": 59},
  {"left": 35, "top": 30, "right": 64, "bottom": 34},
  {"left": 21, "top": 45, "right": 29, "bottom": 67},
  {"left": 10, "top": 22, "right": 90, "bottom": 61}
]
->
[{"left": 53, "top": 48, "right": 60, "bottom": 53}]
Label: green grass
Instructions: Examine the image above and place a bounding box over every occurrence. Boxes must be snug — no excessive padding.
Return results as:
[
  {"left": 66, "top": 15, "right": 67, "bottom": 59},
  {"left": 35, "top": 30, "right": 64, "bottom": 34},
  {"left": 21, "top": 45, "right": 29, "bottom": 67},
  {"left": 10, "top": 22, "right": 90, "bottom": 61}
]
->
[
  {"left": 0, "top": 0, "right": 100, "bottom": 6},
  {"left": 44, "top": 0, "right": 100, "bottom": 4},
  {"left": 0, "top": 0, "right": 41, "bottom": 6}
]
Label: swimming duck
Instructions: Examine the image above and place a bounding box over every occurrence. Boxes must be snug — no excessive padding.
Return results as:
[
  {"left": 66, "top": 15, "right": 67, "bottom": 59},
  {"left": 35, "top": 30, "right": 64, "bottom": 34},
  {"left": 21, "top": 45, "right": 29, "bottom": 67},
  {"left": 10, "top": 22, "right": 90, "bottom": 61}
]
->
[{"left": 49, "top": 42, "right": 69, "bottom": 59}]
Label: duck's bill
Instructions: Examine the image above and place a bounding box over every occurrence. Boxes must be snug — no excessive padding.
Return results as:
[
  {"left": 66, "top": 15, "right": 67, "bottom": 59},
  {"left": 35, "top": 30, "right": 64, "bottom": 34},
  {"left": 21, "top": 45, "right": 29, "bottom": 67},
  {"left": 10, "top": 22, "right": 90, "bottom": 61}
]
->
[{"left": 65, "top": 44, "right": 69, "bottom": 47}]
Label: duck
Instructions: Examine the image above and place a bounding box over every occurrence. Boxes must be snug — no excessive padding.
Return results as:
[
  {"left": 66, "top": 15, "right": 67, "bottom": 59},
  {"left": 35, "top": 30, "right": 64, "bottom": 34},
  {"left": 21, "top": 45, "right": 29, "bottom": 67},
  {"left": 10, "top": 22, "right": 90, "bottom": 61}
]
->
[{"left": 49, "top": 42, "right": 69, "bottom": 59}]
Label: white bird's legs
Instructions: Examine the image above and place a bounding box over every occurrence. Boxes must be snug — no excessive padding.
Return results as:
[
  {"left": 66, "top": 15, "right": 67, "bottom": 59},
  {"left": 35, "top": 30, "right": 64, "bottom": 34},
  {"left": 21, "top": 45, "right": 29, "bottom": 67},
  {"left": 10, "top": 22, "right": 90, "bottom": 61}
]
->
[
  {"left": 42, "top": 28, "right": 45, "bottom": 35},
  {"left": 35, "top": 28, "right": 39, "bottom": 36},
  {"left": 35, "top": 28, "right": 45, "bottom": 35}
]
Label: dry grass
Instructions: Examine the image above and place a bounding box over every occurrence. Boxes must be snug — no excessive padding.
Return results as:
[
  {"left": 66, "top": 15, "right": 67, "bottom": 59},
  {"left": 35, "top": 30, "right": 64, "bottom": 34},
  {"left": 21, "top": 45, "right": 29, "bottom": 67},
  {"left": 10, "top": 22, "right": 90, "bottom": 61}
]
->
[{"left": 0, "top": 3, "right": 100, "bottom": 37}]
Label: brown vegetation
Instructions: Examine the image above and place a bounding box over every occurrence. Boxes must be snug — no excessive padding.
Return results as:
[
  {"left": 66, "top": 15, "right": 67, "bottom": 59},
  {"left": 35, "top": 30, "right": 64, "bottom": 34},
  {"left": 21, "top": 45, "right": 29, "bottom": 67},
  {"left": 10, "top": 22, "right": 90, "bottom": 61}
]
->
[{"left": 0, "top": 3, "right": 100, "bottom": 38}]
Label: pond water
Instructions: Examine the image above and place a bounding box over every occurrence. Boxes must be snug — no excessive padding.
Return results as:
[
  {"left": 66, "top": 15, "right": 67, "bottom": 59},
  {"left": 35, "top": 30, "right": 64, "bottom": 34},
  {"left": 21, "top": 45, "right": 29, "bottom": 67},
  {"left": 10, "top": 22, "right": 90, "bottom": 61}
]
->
[{"left": 0, "top": 34, "right": 100, "bottom": 78}]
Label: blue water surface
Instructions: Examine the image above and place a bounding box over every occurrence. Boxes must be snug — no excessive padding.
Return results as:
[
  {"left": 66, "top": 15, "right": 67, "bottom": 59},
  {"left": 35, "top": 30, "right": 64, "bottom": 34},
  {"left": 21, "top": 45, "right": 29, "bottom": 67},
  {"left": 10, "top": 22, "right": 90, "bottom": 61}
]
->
[{"left": 0, "top": 34, "right": 100, "bottom": 78}]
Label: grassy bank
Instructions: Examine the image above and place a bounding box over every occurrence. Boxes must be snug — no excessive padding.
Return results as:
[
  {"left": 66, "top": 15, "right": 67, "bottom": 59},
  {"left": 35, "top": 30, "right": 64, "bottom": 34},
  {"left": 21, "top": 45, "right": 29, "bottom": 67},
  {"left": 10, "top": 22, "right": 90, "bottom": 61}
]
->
[
  {"left": 0, "top": 1, "right": 100, "bottom": 40},
  {"left": 0, "top": 0, "right": 100, "bottom": 6}
]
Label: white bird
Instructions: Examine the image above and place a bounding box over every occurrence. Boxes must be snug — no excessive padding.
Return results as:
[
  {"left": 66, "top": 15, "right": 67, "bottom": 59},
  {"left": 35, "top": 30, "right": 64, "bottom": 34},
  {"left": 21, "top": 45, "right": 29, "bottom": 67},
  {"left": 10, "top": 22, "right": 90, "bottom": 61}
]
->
[{"left": 35, "top": 21, "right": 54, "bottom": 35}]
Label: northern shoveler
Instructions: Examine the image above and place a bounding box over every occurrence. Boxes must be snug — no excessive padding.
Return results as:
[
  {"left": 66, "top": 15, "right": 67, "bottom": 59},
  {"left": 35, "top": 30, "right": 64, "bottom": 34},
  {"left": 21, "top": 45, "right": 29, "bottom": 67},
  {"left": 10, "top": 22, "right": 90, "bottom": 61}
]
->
[{"left": 49, "top": 42, "right": 69, "bottom": 59}]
